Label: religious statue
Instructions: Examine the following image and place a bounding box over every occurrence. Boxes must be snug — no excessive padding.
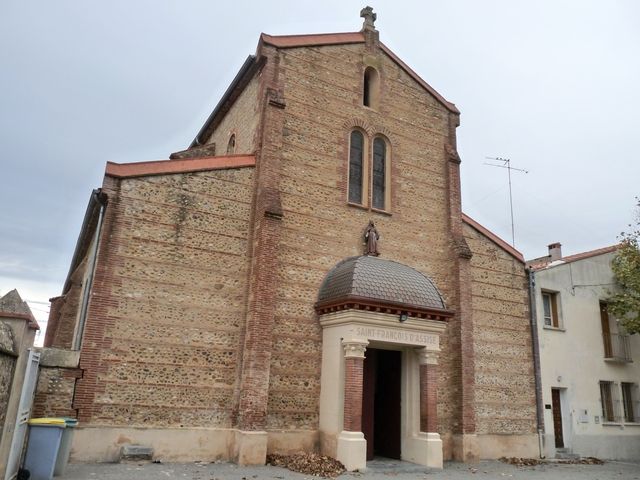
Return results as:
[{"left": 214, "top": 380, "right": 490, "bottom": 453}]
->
[{"left": 364, "top": 220, "right": 380, "bottom": 256}]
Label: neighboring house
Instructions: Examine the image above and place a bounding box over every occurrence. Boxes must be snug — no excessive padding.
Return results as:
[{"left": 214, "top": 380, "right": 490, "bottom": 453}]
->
[
  {"left": 0, "top": 290, "right": 39, "bottom": 479},
  {"left": 528, "top": 243, "right": 640, "bottom": 460},
  {"left": 38, "top": 8, "right": 538, "bottom": 470}
]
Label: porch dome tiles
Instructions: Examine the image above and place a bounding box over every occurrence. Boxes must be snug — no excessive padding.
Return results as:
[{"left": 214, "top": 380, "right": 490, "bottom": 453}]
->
[{"left": 315, "top": 256, "right": 453, "bottom": 320}]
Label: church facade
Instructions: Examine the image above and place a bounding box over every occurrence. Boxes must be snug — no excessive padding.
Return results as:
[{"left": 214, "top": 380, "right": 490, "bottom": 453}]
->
[{"left": 42, "top": 9, "right": 538, "bottom": 469}]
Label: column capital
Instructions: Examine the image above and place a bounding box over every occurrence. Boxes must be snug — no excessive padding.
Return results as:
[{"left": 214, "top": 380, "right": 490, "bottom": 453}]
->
[
  {"left": 416, "top": 347, "right": 439, "bottom": 365},
  {"left": 342, "top": 339, "right": 369, "bottom": 358}
]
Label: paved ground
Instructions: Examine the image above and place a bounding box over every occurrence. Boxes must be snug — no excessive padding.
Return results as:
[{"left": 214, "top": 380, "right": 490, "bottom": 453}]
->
[{"left": 61, "top": 458, "right": 640, "bottom": 480}]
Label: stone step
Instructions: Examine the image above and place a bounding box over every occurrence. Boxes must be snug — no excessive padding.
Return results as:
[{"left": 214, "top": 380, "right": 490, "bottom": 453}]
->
[
  {"left": 555, "top": 449, "right": 580, "bottom": 460},
  {"left": 120, "top": 444, "right": 154, "bottom": 462}
]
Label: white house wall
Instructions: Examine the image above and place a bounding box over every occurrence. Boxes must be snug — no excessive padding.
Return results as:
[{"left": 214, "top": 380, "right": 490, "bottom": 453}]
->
[{"left": 534, "top": 251, "right": 640, "bottom": 460}]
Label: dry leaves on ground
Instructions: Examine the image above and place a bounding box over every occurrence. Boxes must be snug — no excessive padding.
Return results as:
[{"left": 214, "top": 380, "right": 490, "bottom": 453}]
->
[
  {"left": 499, "top": 456, "right": 604, "bottom": 467},
  {"left": 499, "top": 457, "right": 545, "bottom": 467},
  {"left": 266, "top": 453, "right": 346, "bottom": 477}
]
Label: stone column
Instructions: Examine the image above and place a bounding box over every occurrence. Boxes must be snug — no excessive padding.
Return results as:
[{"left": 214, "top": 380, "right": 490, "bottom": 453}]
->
[
  {"left": 336, "top": 339, "right": 368, "bottom": 471},
  {"left": 418, "top": 348, "right": 439, "bottom": 433},
  {"left": 410, "top": 347, "right": 443, "bottom": 469}
]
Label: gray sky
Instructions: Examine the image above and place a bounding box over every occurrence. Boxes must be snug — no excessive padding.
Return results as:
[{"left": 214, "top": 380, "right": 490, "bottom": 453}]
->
[{"left": 2, "top": 0, "right": 639, "bottom": 337}]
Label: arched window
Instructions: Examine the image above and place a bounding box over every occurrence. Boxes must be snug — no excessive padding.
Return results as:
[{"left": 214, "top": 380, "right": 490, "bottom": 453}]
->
[
  {"left": 372, "top": 137, "right": 387, "bottom": 210},
  {"left": 363, "top": 67, "right": 380, "bottom": 109},
  {"left": 348, "top": 130, "right": 365, "bottom": 204},
  {"left": 226, "top": 134, "right": 236, "bottom": 154}
]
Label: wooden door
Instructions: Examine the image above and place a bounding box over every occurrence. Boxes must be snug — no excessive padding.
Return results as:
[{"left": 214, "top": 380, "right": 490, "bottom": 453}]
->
[
  {"left": 361, "top": 348, "right": 402, "bottom": 460},
  {"left": 374, "top": 350, "right": 401, "bottom": 459},
  {"left": 551, "top": 389, "right": 564, "bottom": 448},
  {"left": 362, "top": 349, "right": 377, "bottom": 460}
]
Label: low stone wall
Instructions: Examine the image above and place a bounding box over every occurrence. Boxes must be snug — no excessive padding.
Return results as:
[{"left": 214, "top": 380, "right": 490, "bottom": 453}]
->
[{"left": 32, "top": 348, "right": 81, "bottom": 418}]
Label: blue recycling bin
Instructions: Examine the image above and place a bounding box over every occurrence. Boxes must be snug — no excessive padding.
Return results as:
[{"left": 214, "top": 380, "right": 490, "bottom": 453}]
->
[
  {"left": 23, "top": 418, "right": 66, "bottom": 480},
  {"left": 54, "top": 417, "right": 78, "bottom": 476}
]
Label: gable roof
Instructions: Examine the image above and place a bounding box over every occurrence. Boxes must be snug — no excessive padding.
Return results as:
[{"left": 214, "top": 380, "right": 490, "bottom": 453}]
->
[
  {"left": 462, "top": 213, "right": 524, "bottom": 263},
  {"left": 527, "top": 244, "right": 619, "bottom": 271},
  {"left": 106, "top": 154, "right": 256, "bottom": 179},
  {"left": 0, "top": 289, "right": 39, "bottom": 330},
  {"left": 189, "top": 29, "right": 459, "bottom": 150},
  {"left": 260, "top": 32, "right": 459, "bottom": 114}
]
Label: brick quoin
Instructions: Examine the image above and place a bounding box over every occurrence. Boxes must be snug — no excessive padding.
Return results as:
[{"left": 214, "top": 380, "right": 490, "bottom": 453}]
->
[{"left": 236, "top": 44, "right": 287, "bottom": 431}]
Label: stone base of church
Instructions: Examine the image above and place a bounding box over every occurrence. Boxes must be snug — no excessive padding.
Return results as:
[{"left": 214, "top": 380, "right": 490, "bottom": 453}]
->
[
  {"left": 442, "top": 433, "right": 538, "bottom": 461},
  {"left": 67, "top": 426, "right": 538, "bottom": 466},
  {"left": 336, "top": 431, "right": 367, "bottom": 471},
  {"left": 476, "top": 433, "right": 539, "bottom": 459},
  {"left": 403, "top": 432, "right": 443, "bottom": 469},
  {"left": 233, "top": 430, "right": 268, "bottom": 465},
  {"left": 67, "top": 427, "right": 316, "bottom": 464}
]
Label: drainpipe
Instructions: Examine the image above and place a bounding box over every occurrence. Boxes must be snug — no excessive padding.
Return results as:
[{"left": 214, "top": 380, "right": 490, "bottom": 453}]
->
[
  {"left": 527, "top": 267, "right": 545, "bottom": 458},
  {"left": 72, "top": 189, "right": 108, "bottom": 350}
]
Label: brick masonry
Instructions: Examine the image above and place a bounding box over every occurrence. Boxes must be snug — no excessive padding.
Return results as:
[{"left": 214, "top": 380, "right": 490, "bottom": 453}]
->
[
  {"left": 41, "top": 25, "right": 536, "bottom": 460},
  {"left": 464, "top": 224, "right": 537, "bottom": 435},
  {"left": 420, "top": 363, "right": 439, "bottom": 433},
  {"left": 343, "top": 357, "right": 364, "bottom": 432}
]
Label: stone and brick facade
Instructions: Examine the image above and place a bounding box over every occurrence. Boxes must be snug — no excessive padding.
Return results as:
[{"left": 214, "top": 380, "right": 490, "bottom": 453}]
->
[{"left": 40, "top": 8, "right": 537, "bottom": 468}]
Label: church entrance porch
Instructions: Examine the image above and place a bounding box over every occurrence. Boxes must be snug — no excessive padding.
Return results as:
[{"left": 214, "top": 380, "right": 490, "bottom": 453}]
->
[
  {"left": 363, "top": 348, "right": 402, "bottom": 461},
  {"left": 317, "top": 310, "right": 448, "bottom": 471},
  {"left": 315, "top": 255, "right": 453, "bottom": 471}
]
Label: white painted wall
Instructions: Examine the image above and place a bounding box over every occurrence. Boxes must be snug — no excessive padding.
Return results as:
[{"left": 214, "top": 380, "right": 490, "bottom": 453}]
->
[{"left": 534, "top": 251, "right": 640, "bottom": 460}]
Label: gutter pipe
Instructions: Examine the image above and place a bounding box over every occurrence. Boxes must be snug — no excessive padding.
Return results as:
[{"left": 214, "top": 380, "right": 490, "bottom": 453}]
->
[
  {"left": 527, "top": 267, "right": 546, "bottom": 458},
  {"left": 72, "top": 189, "right": 107, "bottom": 350}
]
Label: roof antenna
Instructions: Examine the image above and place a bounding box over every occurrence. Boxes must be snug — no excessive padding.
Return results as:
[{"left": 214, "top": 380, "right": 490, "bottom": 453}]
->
[{"left": 484, "top": 157, "right": 529, "bottom": 247}]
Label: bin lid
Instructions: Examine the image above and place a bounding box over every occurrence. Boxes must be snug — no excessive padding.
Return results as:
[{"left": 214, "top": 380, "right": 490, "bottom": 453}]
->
[
  {"left": 61, "top": 417, "right": 78, "bottom": 427},
  {"left": 28, "top": 418, "right": 67, "bottom": 427}
]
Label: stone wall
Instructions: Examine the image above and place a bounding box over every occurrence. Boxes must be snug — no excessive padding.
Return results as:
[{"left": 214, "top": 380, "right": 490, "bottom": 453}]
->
[
  {"left": 46, "top": 254, "right": 90, "bottom": 349},
  {"left": 0, "top": 322, "right": 16, "bottom": 432},
  {"left": 464, "top": 223, "right": 537, "bottom": 436},
  {"left": 264, "top": 41, "right": 462, "bottom": 435},
  {"left": 72, "top": 167, "right": 255, "bottom": 428},
  {"left": 205, "top": 74, "right": 261, "bottom": 155},
  {"left": 32, "top": 348, "right": 82, "bottom": 418}
]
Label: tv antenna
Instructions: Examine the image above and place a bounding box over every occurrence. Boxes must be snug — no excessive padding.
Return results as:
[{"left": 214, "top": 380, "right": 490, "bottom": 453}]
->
[{"left": 484, "top": 157, "right": 529, "bottom": 247}]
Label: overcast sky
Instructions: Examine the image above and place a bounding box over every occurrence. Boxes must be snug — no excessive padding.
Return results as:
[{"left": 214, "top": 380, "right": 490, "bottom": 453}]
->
[{"left": 2, "top": 0, "right": 639, "bottom": 338}]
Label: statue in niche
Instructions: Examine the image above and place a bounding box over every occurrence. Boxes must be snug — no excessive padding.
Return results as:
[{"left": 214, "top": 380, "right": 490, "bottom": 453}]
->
[{"left": 364, "top": 220, "right": 380, "bottom": 256}]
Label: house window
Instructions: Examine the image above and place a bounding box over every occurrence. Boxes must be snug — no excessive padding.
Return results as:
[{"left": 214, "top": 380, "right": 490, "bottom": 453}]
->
[
  {"left": 227, "top": 134, "right": 236, "bottom": 154},
  {"left": 363, "top": 67, "right": 380, "bottom": 109},
  {"left": 372, "top": 137, "right": 387, "bottom": 210},
  {"left": 622, "top": 382, "right": 638, "bottom": 423},
  {"left": 542, "top": 291, "right": 560, "bottom": 327},
  {"left": 348, "top": 130, "right": 365, "bottom": 204},
  {"left": 600, "top": 301, "right": 631, "bottom": 361},
  {"left": 599, "top": 381, "right": 615, "bottom": 422}
]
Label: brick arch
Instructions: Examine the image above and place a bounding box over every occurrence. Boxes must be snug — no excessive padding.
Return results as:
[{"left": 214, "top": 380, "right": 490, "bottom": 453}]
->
[
  {"left": 369, "top": 125, "right": 395, "bottom": 149},
  {"left": 343, "top": 118, "right": 374, "bottom": 137}
]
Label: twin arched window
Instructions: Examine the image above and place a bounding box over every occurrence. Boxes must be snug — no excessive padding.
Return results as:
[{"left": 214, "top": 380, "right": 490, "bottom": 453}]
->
[{"left": 348, "top": 131, "right": 390, "bottom": 211}]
